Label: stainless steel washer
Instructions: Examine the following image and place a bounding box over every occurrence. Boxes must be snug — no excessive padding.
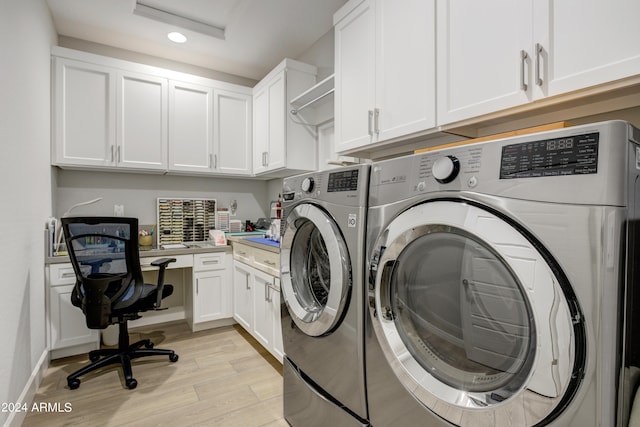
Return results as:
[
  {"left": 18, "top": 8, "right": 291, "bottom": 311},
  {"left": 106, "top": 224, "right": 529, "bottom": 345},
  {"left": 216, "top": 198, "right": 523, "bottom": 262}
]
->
[
  {"left": 365, "top": 121, "right": 640, "bottom": 426},
  {"left": 281, "top": 164, "right": 370, "bottom": 426}
]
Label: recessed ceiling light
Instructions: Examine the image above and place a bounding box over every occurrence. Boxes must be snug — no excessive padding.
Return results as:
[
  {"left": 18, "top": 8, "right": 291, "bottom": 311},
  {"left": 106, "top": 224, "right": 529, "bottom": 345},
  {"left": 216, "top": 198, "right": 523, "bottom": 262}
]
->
[{"left": 167, "top": 32, "right": 187, "bottom": 43}]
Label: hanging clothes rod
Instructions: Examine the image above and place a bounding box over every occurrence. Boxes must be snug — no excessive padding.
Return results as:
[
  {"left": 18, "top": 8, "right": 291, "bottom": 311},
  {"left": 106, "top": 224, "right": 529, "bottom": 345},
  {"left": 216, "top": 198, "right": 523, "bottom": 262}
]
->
[{"left": 290, "top": 88, "right": 334, "bottom": 115}]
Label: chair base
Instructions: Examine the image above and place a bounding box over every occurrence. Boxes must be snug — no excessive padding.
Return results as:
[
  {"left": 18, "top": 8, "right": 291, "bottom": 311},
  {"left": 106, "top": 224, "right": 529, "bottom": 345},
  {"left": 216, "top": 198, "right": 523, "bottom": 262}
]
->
[{"left": 67, "top": 321, "right": 178, "bottom": 390}]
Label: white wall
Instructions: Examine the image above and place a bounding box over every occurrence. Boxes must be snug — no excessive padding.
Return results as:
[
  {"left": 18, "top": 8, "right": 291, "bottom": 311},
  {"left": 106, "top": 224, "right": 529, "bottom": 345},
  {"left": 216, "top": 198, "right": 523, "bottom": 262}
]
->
[
  {"left": 0, "top": 0, "right": 56, "bottom": 425},
  {"left": 55, "top": 170, "right": 270, "bottom": 226}
]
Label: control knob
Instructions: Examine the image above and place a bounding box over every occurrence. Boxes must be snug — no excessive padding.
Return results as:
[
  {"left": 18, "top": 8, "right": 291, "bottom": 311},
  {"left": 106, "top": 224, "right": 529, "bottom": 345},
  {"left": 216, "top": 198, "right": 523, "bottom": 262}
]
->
[
  {"left": 301, "top": 177, "right": 315, "bottom": 193},
  {"left": 432, "top": 155, "right": 460, "bottom": 184}
]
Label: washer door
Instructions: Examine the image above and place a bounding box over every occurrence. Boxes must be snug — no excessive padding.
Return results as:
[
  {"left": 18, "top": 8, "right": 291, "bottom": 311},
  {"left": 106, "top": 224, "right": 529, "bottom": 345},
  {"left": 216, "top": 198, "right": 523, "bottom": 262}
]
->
[
  {"left": 370, "top": 200, "right": 584, "bottom": 426},
  {"left": 281, "top": 203, "right": 351, "bottom": 337}
]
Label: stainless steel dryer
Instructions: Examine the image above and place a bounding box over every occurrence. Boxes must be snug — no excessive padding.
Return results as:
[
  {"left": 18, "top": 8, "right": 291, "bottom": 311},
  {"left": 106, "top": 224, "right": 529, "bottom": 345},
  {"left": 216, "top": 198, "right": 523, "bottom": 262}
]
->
[
  {"left": 365, "top": 121, "right": 640, "bottom": 426},
  {"left": 281, "top": 164, "right": 369, "bottom": 427}
]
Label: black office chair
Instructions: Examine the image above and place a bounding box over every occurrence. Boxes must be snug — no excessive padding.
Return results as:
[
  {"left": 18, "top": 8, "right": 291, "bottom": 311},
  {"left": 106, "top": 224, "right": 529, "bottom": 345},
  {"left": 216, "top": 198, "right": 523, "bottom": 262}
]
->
[{"left": 61, "top": 216, "right": 179, "bottom": 390}]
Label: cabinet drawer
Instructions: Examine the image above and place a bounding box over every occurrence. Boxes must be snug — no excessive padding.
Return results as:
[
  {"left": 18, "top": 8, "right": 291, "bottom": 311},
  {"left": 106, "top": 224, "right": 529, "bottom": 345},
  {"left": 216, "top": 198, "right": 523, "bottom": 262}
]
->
[
  {"left": 140, "top": 254, "right": 192, "bottom": 271},
  {"left": 253, "top": 250, "right": 280, "bottom": 277},
  {"left": 48, "top": 264, "right": 77, "bottom": 286},
  {"left": 232, "top": 243, "right": 254, "bottom": 264},
  {"left": 194, "top": 253, "right": 226, "bottom": 271}
]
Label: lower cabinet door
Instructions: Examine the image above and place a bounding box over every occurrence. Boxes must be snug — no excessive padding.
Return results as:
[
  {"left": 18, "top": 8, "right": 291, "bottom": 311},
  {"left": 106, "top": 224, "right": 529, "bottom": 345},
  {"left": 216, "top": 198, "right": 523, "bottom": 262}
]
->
[
  {"left": 271, "top": 281, "right": 284, "bottom": 363},
  {"left": 49, "top": 285, "right": 100, "bottom": 350},
  {"left": 193, "top": 269, "right": 230, "bottom": 323},
  {"left": 252, "top": 269, "right": 274, "bottom": 349},
  {"left": 233, "top": 262, "right": 253, "bottom": 331}
]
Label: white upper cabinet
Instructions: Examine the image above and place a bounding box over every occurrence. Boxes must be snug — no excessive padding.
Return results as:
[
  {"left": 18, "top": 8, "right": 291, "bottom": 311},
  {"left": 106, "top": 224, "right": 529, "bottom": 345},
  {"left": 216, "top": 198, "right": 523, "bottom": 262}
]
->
[
  {"left": 118, "top": 71, "right": 168, "bottom": 170},
  {"left": 168, "top": 81, "right": 214, "bottom": 173},
  {"left": 52, "top": 47, "right": 252, "bottom": 176},
  {"left": 334, "top": 0, "right": 436, "bottom": 153},
  {"left": 213, "top": 88, "right": 252, "bottom": 176},
  {"left": 535, "top": 0, "right": 640, "bottom": 98},
  {"left": 53, "top": 58, "right": 116, "bottom": 168},
  {"left": 252, "top": 58, "right": 317, "bottom": 177},
  {"left": 169, "top": 82, "right": 253, "bottom": 176},
  {"left": 437, "top": 0, "right": 640, "bottom": 125},
  {"left": 53, "top": 58, "right": 168, "bottom": 171},
  {"left": 436, "top": 0, "right": 532, "bottom": 125}
]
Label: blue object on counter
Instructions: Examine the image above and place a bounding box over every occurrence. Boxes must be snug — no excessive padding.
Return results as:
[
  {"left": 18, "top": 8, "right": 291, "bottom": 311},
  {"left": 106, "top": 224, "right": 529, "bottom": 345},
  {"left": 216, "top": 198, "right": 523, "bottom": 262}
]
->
[{"left": 244, "top": 237, "right": 280, "bottom": 248}]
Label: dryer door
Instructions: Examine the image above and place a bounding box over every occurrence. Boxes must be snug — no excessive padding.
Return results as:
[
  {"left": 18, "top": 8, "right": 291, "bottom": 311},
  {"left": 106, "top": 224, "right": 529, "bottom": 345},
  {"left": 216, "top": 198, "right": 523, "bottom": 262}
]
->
[
  {"left": 281, "top": 203, "right": 351, "bottom": 337},
  {"left": 370, "top": 200, "right": 585, "bottom": 426}
]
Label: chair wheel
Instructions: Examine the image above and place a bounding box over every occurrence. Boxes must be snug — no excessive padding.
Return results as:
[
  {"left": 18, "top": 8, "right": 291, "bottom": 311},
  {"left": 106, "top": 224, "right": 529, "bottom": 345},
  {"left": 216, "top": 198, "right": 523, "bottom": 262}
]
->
[
  {"left": 126, "top": 378, "right": 138, "bottom": 390},
  {"left": 89, "top": 353, "right": 101, "bottom": 362},
  {"left": 144, "top": 341, "right": 154, "bottom": 349},
  {"left": 68, "top": 379, "right": 80, "bottom": 390},
  {"left": 169, "top": 353, "right": 179, "bottom": 363}
]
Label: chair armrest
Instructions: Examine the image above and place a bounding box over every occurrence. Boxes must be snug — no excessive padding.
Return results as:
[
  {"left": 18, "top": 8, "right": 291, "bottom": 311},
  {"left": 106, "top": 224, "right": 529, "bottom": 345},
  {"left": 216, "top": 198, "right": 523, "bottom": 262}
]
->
[
  {"left": 152, "top": 258, "right": 176, "bottom": 309},
  {"left": 151, "top": 257, "right": 177, "bottom": 268}
]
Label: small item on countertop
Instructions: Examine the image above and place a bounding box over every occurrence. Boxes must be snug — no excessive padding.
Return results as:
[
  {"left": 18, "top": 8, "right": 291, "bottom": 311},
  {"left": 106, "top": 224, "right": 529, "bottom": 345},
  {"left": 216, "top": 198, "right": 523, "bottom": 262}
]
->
[
  {"left": 276, "top": 194, "right": 282, "bottom": 219},
  {"left": 209, "top": 229, "right": 227, "bottom": 246}
]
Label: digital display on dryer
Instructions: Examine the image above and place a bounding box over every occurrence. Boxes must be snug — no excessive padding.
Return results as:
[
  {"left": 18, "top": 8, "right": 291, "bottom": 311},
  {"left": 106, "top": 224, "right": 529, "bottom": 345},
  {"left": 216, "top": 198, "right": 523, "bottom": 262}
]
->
[
  {"left": 500, "top": 132, "right": 599, "bottom": 179},
  {"left": 327, "top": 169, "right": 359, "bottom": 192}
]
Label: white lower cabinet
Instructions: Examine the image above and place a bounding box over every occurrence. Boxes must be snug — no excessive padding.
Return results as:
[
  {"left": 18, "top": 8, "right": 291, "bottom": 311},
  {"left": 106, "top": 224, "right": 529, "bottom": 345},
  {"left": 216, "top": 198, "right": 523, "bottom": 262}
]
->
[
  {"left": 47, "top": 264, "right": 100, "bottom": 359},
  {"left": 233, "top": 262, "right": 254, "bottom": 331},
  {"left": 232, "top": 241, "right": 282, "bottom": 363},
  {"left": 252, "top": 269, "right": 282, "bottom": 360},
  {"left": 189, "top": 253, "right": 233, "bottom": 331}
]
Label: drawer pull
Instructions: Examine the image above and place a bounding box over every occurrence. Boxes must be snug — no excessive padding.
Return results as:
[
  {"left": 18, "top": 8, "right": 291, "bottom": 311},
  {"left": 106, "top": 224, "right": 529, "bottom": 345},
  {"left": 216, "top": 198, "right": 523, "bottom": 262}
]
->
[
  {"left": 60, "top": 272, "right": 76, "bottom": 278},
  {"left": 262, "top": 260, "right": 277, "bottom": 266},
  {"left": 202, "top": 259, "right": 219, "bottom": 265},
  {"left": 237, "top": 251, "right": 247, "bottom": 256}
]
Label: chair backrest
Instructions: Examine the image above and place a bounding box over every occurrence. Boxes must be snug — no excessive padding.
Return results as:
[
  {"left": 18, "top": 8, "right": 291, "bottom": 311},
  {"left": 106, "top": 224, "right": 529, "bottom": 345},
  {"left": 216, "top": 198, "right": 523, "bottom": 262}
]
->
[{"left": 61, "top": 217, "right": 145, "bottom": 329}]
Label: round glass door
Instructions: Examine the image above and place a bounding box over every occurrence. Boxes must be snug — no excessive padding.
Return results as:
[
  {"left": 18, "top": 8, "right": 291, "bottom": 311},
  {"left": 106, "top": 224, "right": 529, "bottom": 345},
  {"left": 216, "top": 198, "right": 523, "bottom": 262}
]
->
[
  {"left": 370, "top": 201, "right": 583, "bottom": 426},
  {"left": 281, "top": 203, "right": 351, "bottom": 337}
]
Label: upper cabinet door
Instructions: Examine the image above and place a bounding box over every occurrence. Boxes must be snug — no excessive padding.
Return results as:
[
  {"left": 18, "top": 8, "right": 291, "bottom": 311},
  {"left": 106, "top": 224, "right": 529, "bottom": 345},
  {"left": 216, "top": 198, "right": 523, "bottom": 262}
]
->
[
  {"left": 334, "top": 0, "right": 376, "bottom": 152},
  {"left": 252, "top": 86, "right": 269, "bottom": 175},
  {"left": 436, "top": 0, "right": 532, "bottom": 125},
  {"left": 376, "top": 0, "right": 436, "bottom": 142},
  {"left": 534, "top": 0, "right": 640, "bottom": 98},
  {"left": 117, "top": 71, "right": 168, "bottom": 171},
  {"left": 266, "top": 71, "right": 286, "bottom": 171},
  {"left": 334, "top": 0, "right": 436, "bottom": 153},
  {"left": 213, "top": 88, "right": 252, "bottom": 175},
  {"left": 168, "top": 81, "right": 214, "bottom": 173},
  {"left": 53, "top": 58, "right": 116, "bottom": 167}
]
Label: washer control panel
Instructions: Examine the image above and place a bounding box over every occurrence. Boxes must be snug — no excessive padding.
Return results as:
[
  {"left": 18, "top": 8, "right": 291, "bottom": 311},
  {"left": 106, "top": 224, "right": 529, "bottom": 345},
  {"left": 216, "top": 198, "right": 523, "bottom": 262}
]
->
[{"left": 499, "top": 132, "right": 599, "bottom": 178}]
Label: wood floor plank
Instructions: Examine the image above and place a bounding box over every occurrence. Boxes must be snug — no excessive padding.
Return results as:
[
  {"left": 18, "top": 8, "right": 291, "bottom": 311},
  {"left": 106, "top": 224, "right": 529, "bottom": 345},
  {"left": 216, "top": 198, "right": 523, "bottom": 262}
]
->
[{"left": 22, "top": 322, "right": 285, "bottom": 427}]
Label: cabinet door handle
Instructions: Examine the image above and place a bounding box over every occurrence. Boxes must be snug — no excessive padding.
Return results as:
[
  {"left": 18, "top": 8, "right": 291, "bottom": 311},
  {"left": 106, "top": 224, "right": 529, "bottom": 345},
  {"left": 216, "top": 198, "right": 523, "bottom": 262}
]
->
[
  {"left": 196, "top": 278, "right": 199, "bottom": 294},
  {"left": 209, "top": 153, "right": 213, "bottom": 168},
  {"left": 110, "top": 145, "right": 115, "bottom": 162},
  {"left": 214, "top": 154, "right": 218, "bottom": 169},
  {"left": 264, "top": 152, "right": 269, "bottom": 167},
  {"left": 374, "top": 108, "right": 380, "bottom": 135},
  {"left": 520, "top": 50, "right": 529, "bottom": 91},
  {"left": 117, "top": 145, "right": 121, "bottom": 163},
  {"left": 535, "top": 43, "right": 543, "bottom": 86},
  {"left": 246, "top": 275, "right": 250, "bottom": 290},
  {"left": 368, "top": 110, "right": 373, "bottom": 136}
]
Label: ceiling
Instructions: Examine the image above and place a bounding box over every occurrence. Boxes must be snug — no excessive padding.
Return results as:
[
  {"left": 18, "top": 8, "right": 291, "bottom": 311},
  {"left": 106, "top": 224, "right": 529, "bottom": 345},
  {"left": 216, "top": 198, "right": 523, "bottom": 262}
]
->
[{"left": 45, "top": 0, "right": 347, "bottom": 81}]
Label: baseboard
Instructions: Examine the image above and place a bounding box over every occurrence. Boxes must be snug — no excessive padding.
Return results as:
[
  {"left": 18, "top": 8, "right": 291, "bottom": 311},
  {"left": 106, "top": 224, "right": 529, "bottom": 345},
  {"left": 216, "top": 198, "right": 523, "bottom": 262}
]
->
[{"left": 4, "top": 349, "right": 49, "bottom": 427}]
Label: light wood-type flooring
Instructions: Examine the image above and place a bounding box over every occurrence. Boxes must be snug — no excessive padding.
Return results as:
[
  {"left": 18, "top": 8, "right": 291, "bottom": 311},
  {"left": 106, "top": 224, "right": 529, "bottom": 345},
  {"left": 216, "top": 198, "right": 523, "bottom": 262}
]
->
[{"left": 22, "top": 321, "right": 287, "bottom": 427}]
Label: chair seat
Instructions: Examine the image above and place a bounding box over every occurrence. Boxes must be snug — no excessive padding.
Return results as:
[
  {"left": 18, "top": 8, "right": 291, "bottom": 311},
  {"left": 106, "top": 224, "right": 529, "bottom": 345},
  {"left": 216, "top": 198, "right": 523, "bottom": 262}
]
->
[{"left": 112, "top": 283, "right": 174, "bottom": 317}]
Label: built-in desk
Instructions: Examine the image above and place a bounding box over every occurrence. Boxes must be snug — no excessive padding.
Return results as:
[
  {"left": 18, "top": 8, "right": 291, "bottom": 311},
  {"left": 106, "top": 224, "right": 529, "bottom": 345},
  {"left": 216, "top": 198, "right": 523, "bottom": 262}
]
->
[{"left": 45, "top": 245, "right": 233, "bottom": 359}]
